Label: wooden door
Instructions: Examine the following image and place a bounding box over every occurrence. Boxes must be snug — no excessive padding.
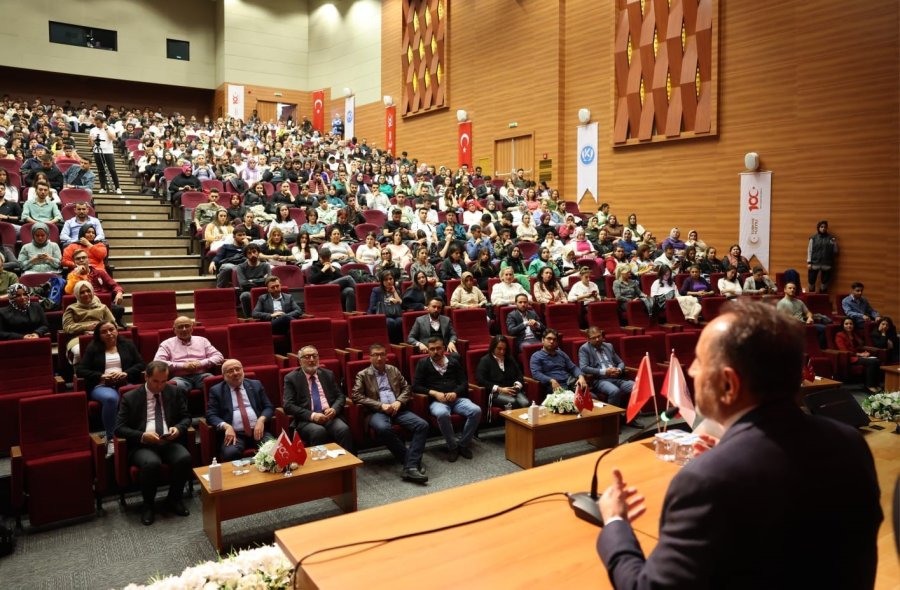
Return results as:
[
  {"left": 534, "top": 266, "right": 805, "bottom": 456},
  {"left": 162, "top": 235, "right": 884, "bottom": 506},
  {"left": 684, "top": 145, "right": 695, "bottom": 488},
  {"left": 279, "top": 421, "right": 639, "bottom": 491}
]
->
[
  {"left": 493, "top": 134, "right": 534, "bottom": 182},
  {"left": 256, "top": 101, "right": 278, "bottom": 123}
]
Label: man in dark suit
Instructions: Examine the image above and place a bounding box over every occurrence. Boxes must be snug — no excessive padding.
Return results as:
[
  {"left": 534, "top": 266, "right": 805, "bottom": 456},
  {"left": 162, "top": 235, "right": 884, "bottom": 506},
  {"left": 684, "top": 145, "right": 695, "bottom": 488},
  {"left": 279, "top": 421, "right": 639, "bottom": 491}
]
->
[
  {"left": 205, "top": 358, "right": 275, "bottom": 461},
  {"left": 407, "top": 297, "right": 459, "bottom": 356},
  {"left": 252, "top": 275, "right": 303, "bottom": 336},
  {"left": 282, "top": 345, "right": 355, "bottom": 453},
  {"left": 596, "top": 300, "right": 882, "bottom": 589},
  {"left": 578, "top": 326, "right": 633, "bottom": 407},
  {"left": 351, "top": 343, "right": 429, "bottom": 483},
  {"left": 506, "top": 293, "right": 545, "bottom": 351},
  {"left": 114, "top": 361, "right": 192, "bottom": 526},
  {"left": 413, "top": 337, "right": 481, "bottom": 462}
]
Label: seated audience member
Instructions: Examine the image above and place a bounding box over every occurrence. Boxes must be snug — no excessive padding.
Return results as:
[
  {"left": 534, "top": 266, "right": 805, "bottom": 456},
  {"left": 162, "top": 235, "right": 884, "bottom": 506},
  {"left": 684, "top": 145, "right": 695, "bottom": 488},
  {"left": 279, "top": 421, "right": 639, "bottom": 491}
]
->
[
  {"left": 351, "top": 344, "right": 429, "bottom": 483},
  {"left": 530, "top": 329, "right": 589, "bottom": 395},
  {"left": 722, "top": 244, "right": 751, "bottom": 274},
  {"left": 369, "top": 271, "right": 405, "bottom": 343},
  {"left": 533, "top": 265, "right": 567, "bottom": 304},
  {"left": 21, "top": 181, "right": 63, "bottom": 227},
  {"left": 154, "top": 316, "right": 224, "bottom": 395},
  {"left": 0, "top": 183, "right": 22, "bottom": 228},
  {"left": 205, "top": 358, "right": 275, "bottom": 461},
  {"left": 114, "top": 361, "right": 192, "bottom": 526},
  {"left": 252, "top": 275, "right": 303, "bottom": 336},
  {"left": 841, "top": 282, "right": 880, "bottom": 329},
  {"left": 491, "top": 267, "right": 532, "bottom": 306},
  {"left": 0, "top": 283, "right": 50, "bottom": 340},
  {"left": 63, "top": 158, "right": 96, "bottom": 194},
  {"left": 507, "top": 293, "right": 545, "bottom": 351},
  {"left": 204, "top": 209, "right": 234, "bottom": 250},
  {"left": 76, "top": 321, "right": 144, "bottom": 456},
  {"left": 698, "top": 246, "right": 725, "bottom": 275},
  {"left": 776, "top": 282, "right": 828, "bottom": 347},
  {"left": 64, "top": 249, "right": 126, "bottom": 326},
  {"left": 309, "top": 247, "right": 357, "bottom": 311},
  {"left": 18, "top": 222, "right": 62, "bottom": 275},
  {"left": 595, "top": 301, "right": 882, "bottom": 588},
  {"left": 282, "top": 345, "right": 354, "bottom": 452},
  {"left": 167, "top": 163, "right": 202, "bottom": 207},
  {"left": 651, "top": 265, "right": 701, "bottom": 323},
  {"left": 259, "top": 227, "right": 292, "bottom": 263},
  {"left": 579, "top": 327, "right": 634, "bottom": 407},
  {"left": 470, "top": 246, "right": 498, "bottom": 291},
  {"left": 717, "top": 266, "right": 743, "bottom": 299},
  {"left": 382, "top": 208, "right": 411, "bottom": 243},
  {"left": 612, "top": 265, "right": 653, "bottom": 315},
  {"left": 61, "top": 202, "right": 105, "bottom": 247},
  {"left": 62, "top": 224, "right": 107, "bottom": 271},
  {"left": 24, "top": 155, "right": 64, "bottom": 192},
  {"left": 291, "top": 231, "right": 319, "bottom": 269},
  {"left": 403, "top": 269, "right": 441, "bottom": 311},
  {"left": 209, "top": 226, "right": 251, "bottom": 287},
  {"left": 568, "top": 266, "right": 602, "bottom": 305},
  {"left": 871, "top": 317, "right": 899, "bottom": 364},
  {"left": 661, "top": 227, "right": 686, "bottom": 254},
  {"left": 679, "top": 265, "right": 715, "bottom": 301},
  {"left": 684, "top": 229, "right": 707, "bottom": 256},
  {"left": 835, "top": 317, "right": 882, "bottom": 393},
  {"left": 355, "top": 232, "right": 382, "bottom": 269},
  {"left": 323, "top": 228, "right": 354, "bottom": 263},
  {"left": 413, "top": 337, "right": 482, "bottom": 462},
  {"left": 742, "top": 266, "right": 777, "bottom": 295},
  {"left": 193, "top": 189, "right": 225, "bottom": 233},
  {"left": 63, "top": 281, "right": 117, "bottom": 363},
  {"left": 234, "top": 243, "right": 271, "bottom": 317},
  {"left": 476, "top": 335, "right": 529, "bottom": 410},
  {"left": 407, "top": 297, "right": 459, "bottom": 355},
  {"left": 527, "top": 247, "right": 560, "bottom": 278},
  {"left": 438, "top": 244, "right": 466, "bottom": 282},
  {"left": 653, "top": 244, "right": 681, "bottom": 272},
  {"left": 449, "top": 271, "right": 488, "bottom": 309}
]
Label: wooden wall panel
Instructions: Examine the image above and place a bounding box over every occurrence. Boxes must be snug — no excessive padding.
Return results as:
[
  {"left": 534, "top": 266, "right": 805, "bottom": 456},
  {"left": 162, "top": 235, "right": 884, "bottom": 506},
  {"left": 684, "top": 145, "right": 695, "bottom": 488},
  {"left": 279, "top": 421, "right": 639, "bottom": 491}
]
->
[{"left": 213, "top": 83, "right": 315, "bottom": 124}]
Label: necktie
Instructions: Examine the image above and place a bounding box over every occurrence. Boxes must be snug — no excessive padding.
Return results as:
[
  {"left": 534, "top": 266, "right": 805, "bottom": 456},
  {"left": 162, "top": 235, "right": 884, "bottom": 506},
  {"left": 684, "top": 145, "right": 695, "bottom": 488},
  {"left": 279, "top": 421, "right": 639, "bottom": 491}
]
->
[
  {"left": 154, "top": 394, "right": 164, "bottom": 436},
  {"left": 235, "top": 386, "right": 253, "bottom": 434},
  {"left": 310, "top": 375, "right": 323, "bottom": 413}
]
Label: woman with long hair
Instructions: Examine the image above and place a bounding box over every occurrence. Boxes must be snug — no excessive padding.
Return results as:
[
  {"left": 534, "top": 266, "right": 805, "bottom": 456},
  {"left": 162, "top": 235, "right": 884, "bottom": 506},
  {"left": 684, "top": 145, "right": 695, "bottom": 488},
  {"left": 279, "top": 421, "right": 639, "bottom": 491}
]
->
[
  {"left": 403, "top": 269, "right": 439, "bottom": 311},
  {"left": 369, "top": 271, "right": 404, "bottom": 343},
  {"left": 476, "top": 335, "right": 529, "bottom": 410},
  {"left": 291, "top": 231, "right": 318, "bottom": 269},
  {"left": 651, "top": 265, "right": 701, "bottom": 323},
  {"left": 325, "top": 227, "right": 355, "bottom": 262},
  {"left": 355, "top": 231, "right": 382, "bottom": 269},
  {"left": 439, "top": 245, "right": 466, "bottom": 281},
  {"left": 470, "top": 247, "right": 498, "bottom": 292},
  {"left": 533, "top": 265, "right": 566, "bottom": 304},
  {"left": 386, "top": 230, "right": 413, "bottom": 268},
  {"left": 835, "top": 318, "right": 882, "bottom": 393},
  {"left": 723, "top": 244, "right": 751, "bottom": 274},
  {"left": 225, "top": 192, "right": 247, "bottom": 222},
  {"left": 204, "top": 208, "right": 234, "bottom": 249},
  {"left": 299, "top": 207, "right": 325, "bottom": 243},
  {"left": 718, "top": 266, "right": 743, "bottom": 299},
  {"left": 261, "top": 227, "right": 292, "bottom": 265}
]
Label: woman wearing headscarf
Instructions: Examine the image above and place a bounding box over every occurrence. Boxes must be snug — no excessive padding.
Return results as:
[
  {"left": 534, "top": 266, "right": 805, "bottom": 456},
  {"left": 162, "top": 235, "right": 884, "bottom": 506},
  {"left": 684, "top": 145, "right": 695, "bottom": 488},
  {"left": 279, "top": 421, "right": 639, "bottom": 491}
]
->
[
  {"left": 61, "top": 224, "right": 108, "bottom": 271},
  {"left": 0, "top": 283, "right": 50, "bottom": 340},
  {"left": 450, "top": 271, "right": 488, "bottom": 309},
  {"left": 17, "top": 222, "right": 62, "bottom": 275},
  {"left": 62, "top": 280, "right": 116, "bottom": 364}
]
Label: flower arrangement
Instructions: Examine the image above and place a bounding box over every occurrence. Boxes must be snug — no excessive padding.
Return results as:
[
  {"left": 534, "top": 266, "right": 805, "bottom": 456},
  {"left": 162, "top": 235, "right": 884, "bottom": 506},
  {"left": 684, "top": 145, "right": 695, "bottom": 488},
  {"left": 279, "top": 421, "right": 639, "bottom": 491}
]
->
[
  {"left": 253, "top": 439, "right": 284, "bottom": 473},
  {"left": 862, "top": 391, "right": 900, "bottom": 423},
  {"left": 542, "top": 389, "right": 578, "bottom": 414},
  {"left": 122, "top": 544, "right": 292, "bottom": 590}
]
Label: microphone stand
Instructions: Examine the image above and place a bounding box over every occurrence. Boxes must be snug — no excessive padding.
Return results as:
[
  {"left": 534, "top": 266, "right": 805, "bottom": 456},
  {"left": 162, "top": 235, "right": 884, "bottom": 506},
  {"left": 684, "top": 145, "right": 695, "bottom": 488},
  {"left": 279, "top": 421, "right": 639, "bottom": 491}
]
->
[{"left": 566, "top": 447, "right": 617, "bottom": 527}]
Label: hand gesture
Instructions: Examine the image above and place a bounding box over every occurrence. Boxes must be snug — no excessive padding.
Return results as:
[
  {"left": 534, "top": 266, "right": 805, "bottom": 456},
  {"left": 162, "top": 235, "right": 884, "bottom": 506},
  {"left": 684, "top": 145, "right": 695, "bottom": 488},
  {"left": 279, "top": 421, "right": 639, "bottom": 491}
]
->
[{"left": 598, "top": 468, "right": 646, "bottom": 524}]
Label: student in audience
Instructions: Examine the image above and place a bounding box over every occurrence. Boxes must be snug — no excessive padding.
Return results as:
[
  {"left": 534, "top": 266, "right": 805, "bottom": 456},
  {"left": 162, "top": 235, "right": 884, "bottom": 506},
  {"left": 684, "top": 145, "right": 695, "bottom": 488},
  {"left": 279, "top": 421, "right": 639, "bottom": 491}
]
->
[
  {"left": 193, "top": 189, "right": 225, "bottom": 233},
  {"left": 63, "top": 280, "right": 116, "bottom": 364},
  {"left": 205, "top": 358, "right": 275, "bottom": 462},
  {"left": 718, "top": 266, "right": 743, "bottom": 299},
  {"left": 841, "top": 282, "right": 880, "bottom": 329},
  {"left": 476, "top": 335, "right": 528, "bottom": 410},
  {"left": 154, "top": 316, "right": 224, "bottom": 395},
  {"left": 367, "top": 271, "right": 405, "bottom": 343},
  {"left": 407, "top": 297, "right": 459, "bottom": 355},
  {"left": 403, "top": 269, "right": 441, "bottom": 311},
  {"left": 309, "top": 247, "right": 357, "bottom": 311},
  {"left": 77, "top": 321, "right": 145, "bottom": 456},
  {"left": 871, "top": 317, "right": 898, "bottom": 364},
  {"left": 680, "top": 265, "right": 715, "bottom": 301},
  {"left": 204, "top": 209, "right": 234, "bottom": 250},
  {"left": 491, "top": 266, "right": 531, "bottom": 307},
  {"left": 506, "top": 293, "right": 545, "bottom": 351},
  {"left": 579, "top": 326, "right": 634, "bottom": 407},
  {"left": 438, "top": 244, "right": 466, "bottom": 282},
  {"left": 723, "top": 244, "right": 751, "bottom": 274},
  {"left": 0, "top": 283, "right": 50, "bottom": 340},
  {"left": 60, "top": 202, "right": 105, "bottom": 247},
  {"left": 17, "top": 221, "right": 62, "bottom": 275},
  {"left": 699, "top": 245, "right": 725, "bottom": 275},
  {"left": 21, "top": 181, "right": 62, "bottom": 227},
  {"left": 210, "top": 226, "right": 251, "bottom": 287},
  {"left": 742, "top": 265, "right": 777, "bottom": 295},
  {"left": 612, "top": 264, "right": 653, "bottom": 315},
  {"left": 534, "top": 265, "right": 567, "bottom": 304},
  {"left": 167, "top": 163, "right": 202, "bottom": 207},
  {"left": 63, "top": 158, "right": 96, "bottom": 194},
  {"left": 62, "top": 224, "right": 107, "bottom": 271},
  {"left": 0, "top": 172, "right": 20, "bottom": 203},
  {"left": 652, "top": 264, "right": 701, "bottom": 323},
  {"left": 530, "top": 329, "right": 589, "bottom": 395},
  {"left": 252, "top": 275, "right": 303, "bottom": 336}
]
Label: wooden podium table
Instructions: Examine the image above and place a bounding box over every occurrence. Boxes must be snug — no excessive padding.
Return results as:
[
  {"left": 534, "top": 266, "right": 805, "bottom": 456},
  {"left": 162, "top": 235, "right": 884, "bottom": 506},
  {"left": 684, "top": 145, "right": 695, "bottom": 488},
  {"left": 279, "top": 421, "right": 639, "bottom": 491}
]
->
[
  {"left": 881, "top": 365, "right": 900, "bottom": 392},
  {"left": 194, "top": 444, "right": 361, "bottom": 552},
  {"left": 501, "top": 404, "right": 624, "bottom": 468}
]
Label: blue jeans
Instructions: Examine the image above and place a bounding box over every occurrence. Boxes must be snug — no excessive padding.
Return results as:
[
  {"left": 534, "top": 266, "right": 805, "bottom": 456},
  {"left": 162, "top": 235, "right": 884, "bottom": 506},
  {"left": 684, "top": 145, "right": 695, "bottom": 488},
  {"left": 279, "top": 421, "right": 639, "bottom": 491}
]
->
[
  {"left": 591, "top": 378, "right": 634, "bottom": 408},
  {"left": 172, "top": 373, "right": 212, "bottom": 395},
  {"left": 369, "top": 410, "right": 429, "bottom": 470},
  {"left": 90, "top": 385, "right": 119, "bottom": 439},
  {"left": 429, "top": 397, "right": 482, "bottom": 449}
]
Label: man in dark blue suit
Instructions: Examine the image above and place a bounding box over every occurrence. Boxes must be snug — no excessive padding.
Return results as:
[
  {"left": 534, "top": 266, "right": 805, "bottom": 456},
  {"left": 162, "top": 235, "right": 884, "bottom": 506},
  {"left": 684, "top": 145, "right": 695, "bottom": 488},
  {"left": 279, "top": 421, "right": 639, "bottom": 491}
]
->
[
  {"left": 251, "top": 275, "right": 303, "bottom": 335},
  {"left": 596, "top": 300, "right": 882, "bottom": 589},
  {"left": 205, "top": 358, "right": 274, "bottom": 461}
]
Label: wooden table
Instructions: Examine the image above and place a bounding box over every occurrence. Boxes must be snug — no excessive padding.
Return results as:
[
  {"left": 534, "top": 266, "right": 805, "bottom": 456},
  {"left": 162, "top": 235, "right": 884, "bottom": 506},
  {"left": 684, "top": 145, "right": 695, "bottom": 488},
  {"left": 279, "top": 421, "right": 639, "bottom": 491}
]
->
[
  {"left": 881, "top": 365, "right": 900, "bottom": 391},
  {"left": 501, "top": 404, "right": 624, "bottom": 468},
  {"left": 861, "top": 424, "right": 900, "bottom": 590},
  {"left": 193, "top": 443, "right": 362, "bottom": 552},
  {"left": 800, "top": 376, "right": 842, "bottom": 394}
]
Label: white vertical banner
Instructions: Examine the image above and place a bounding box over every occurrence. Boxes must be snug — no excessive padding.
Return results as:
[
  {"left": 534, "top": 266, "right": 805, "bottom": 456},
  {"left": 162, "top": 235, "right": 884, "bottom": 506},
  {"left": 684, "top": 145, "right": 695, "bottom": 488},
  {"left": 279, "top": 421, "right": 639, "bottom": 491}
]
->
[
  {"left": 739, "top": 171, "right": 772, "bottom": 271},
  {"left": 344, "top": 95, "right": 355, "bottom": 139},
  {"left": 576, "top": 122, "right": 598, "bottom": 204},
  {"left": 227, "top": 85, "right": 244, "bottom": 120}
]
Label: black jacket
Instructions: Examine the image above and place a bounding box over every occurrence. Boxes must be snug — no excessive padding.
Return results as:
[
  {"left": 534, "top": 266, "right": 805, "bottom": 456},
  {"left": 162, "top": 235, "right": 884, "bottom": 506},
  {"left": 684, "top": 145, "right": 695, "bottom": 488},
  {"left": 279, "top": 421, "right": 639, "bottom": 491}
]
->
[
  {"left": 0, "top": 303, "right": 49, "bottom": 340},
  {"left": 76, "top": 337, "right": 145, "bottom": 393}
]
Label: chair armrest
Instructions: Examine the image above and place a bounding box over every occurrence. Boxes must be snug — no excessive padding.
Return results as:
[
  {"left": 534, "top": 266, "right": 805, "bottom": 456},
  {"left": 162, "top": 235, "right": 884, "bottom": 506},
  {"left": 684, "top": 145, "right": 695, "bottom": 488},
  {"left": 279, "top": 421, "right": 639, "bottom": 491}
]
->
[
  {"left": 342, "top": 311, "right": 364, "bottom": 317},
  {"left": 54, "top": 375, "right": 66, "bottom": 392},
  {"left": 523, "top": 377, "right": 542, "bottom": 404},
  {"left": 274, "top": 354, "right": 290, "bottom": 368},
  {"left": 658, "top": 323, "right": 684, "bottom": 333},
  {"left": 184, "top": 426, "right": 198, "bottom": 466},
  {"left": 274, "top": 407, "right": 292, "bottom": 434},
  {"left": 454, "top": 339, "right": 469, "bottom": 360},
  {"left": 468, "top": 384, "right": 486, "bottom": 412},
  {"left": 114, "top": 437, "right": 128, "bottom": 487},
  {"left": 10, "top": 445, "right": 24, "bottom": 510},
  {"left": 412, "top": 393, "right": 429, "bottom": 419},
  {"left": 198, "top": 419, "right": 215, "bottom": 466},
  {"left": 90, "top": 434, "right": 107, "bottom": 494},
  {"left": 72, "top": 376, "right": 85, "bottom": 391},
  {"left": 344, "top": 347, "right": 365, "bottom": 361},
  {"left": 623, "top": 326, "right": 645, "bottom": 335},
  {"left": 343, "top": 400, "right": 365, "bottom": 448},
  {"left": 863, "top": 346, "right": 887, "bottom": 362}
]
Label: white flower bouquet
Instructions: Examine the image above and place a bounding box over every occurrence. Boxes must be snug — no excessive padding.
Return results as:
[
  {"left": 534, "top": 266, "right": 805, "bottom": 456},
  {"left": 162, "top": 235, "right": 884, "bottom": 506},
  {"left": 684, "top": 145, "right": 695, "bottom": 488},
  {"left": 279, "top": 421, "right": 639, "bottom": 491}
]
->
[
  {"left": 862, "top": 391, "right": 900, "bottom": 422},
  {"left": 122, "top": 544, "right": 292, "bottom": 590},
  {"left": 253, "top": 439, "right": 284, "bottom": 473},
  {"left": 542, "top": 389, "right": 578, "bottom": 414}
]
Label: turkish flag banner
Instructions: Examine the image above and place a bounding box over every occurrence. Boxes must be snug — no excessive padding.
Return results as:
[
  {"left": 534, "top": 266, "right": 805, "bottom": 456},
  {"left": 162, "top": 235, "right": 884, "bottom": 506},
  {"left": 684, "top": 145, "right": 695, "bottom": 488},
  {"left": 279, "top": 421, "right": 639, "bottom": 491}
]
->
[
  {"left": 458, "top": 121, "right": 473, "bottom": 168},
  {"left": 385, "top": 105, "right": 396, "bottom": 155},
  {"left": 626, "top": 354, "right": 656, "bottom": 423},
  {"left": 273, "top": 431, "right": 293, "bottom": 469},
  {"left": 312, "top": 90, "right": 325, "bottom": 133},
  {"left": 291, "top": 431, "right": 308, "bottom": 466}
]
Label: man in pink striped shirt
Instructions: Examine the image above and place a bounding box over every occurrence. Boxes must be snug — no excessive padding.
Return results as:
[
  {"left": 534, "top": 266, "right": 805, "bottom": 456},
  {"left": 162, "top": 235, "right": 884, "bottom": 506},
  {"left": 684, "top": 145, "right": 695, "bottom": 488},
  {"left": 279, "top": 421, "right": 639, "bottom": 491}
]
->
[{"left": 154, "top": 316, "right": 224, "bottom": 395}]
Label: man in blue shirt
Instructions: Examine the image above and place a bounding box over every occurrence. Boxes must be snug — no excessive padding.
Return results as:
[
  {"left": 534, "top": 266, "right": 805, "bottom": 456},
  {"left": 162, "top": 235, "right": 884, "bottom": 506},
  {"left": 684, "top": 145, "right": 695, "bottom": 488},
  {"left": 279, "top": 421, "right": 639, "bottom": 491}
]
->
[
  {"left": 436, "top": 210, "right": 467, "bottom": 241},
  {"left": 529, "top": 329, "right": 589, "bottom": 394},
  {"left": 841, "top": 282, "right": 879, "bottom": 329},
  {"left": 465, "top": 224, "right": 494, "bottom": 260}
]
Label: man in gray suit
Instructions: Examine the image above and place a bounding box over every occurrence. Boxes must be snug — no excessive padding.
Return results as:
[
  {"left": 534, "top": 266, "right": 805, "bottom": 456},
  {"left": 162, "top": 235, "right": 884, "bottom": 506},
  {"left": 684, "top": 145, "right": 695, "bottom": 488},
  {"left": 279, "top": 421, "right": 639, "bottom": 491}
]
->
[
  {"left": 407, "top": 297, "right": 459, "bottom": 356},
  {"left": 578, "top": 326, "right": 633, "bottom": 407}
]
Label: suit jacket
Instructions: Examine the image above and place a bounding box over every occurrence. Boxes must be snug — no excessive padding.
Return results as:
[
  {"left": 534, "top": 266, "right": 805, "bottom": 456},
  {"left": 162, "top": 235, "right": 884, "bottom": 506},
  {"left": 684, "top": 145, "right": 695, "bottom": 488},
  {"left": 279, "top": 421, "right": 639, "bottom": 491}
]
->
[
  {"left": 597, "top": 401, "right": 882, "bottom": 589},
  {"left": 282, "top": 367, "right": 345, "bottom": 428},
  {"left": 114, "top": 384, "right": 191, "bottom": 451},
  {"left": 506, "top": 309, "right": 545, "bottom": 346},
  {"left": 351, "top": 365, "right": 413, "bottom": 429},
  {"left": 475, "top": 353, "right": 524, "bottom": 391},
  {"left": 407, "top": 314, "right": 458, "bottom": 348},
  {"left": 251, "top": 292, "right": 303, "bottom": 322},
  {"left": 578, "top": 341, "right": 625, "bottom": 379},
  {"left": 76, "top": 338, "right": 145, "bottom": 393},
  {"left": 205, "top": 378, "right": 274, "bottom": 432}
]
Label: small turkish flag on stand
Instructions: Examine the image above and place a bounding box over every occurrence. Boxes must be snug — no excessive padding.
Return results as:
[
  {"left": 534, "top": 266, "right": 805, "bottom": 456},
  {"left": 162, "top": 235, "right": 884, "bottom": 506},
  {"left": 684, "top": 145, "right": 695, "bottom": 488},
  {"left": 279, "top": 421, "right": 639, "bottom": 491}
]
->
[
  {"left": 574, "top": 382, "right": 593, "bottom": 413},
  {"left": 273, "top": 431, "right": 293, "bottom": 469},
  {"left": 291, "top": 431, "right": 308, "bottom": 466},
  {"left": 626, "top": 354, "right": 656, "bottom": 424},
  {"left": 661, "top": 352, "right": 697, "bottom": 430}
]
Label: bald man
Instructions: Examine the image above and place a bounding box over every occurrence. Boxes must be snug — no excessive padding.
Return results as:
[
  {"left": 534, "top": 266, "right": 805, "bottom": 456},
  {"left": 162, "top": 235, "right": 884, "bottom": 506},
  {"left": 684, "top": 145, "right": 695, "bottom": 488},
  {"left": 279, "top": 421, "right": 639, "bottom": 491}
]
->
[
  {"left": 205, "top": 359, "right": 274, "bottom": 461},
  {"left": 154, "top": 316, "right": 224, "bottom": 395},
  {"left": 596, "top": 300, "right": 882, "bottom": 588}
]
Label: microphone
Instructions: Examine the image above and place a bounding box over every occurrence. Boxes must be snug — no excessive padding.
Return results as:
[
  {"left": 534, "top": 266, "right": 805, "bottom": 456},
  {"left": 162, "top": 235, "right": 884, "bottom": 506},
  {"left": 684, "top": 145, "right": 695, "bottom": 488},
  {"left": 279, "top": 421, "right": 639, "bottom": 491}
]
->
[
  {"left": 566, "top": 447, "right": 616, "bottom": 527},
  {"left": 660, "top": 406, "right": 680, "bottom": 423}
]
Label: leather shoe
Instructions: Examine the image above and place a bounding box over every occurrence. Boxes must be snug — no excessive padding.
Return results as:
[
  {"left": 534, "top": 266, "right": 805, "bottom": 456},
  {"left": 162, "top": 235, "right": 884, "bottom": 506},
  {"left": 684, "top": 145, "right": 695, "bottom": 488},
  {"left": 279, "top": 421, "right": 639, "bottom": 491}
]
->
[
  {"left": 401, "top": 468, "right": 428, "bottom": 483},
  {"left": 166, "top": 499, "right": 190, "bottom": 517},
  {"left": 457, "top": 446, "right": 473, "bottom": 460},
  {"left": 417, "top": 461, "right": 426, "bottom": 475},
  {"left": 141, "top": 507, "right": 155, "bottom": 526},
  {"left": 447, "top": 447, "right": 459, "bottom": 462}
]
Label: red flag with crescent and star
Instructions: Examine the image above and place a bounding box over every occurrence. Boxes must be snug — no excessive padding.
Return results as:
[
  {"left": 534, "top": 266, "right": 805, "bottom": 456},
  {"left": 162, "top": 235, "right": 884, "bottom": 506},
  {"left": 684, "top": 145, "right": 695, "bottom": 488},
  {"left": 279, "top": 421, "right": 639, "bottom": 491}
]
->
[
  {"left": 385, "top": 105, "right": 396, "bottom": 155},
  {"left": 626, "top": 354, "right": 656, "bottom": 423},
  {"left": 312, "top": 90, "right": 325, "bottom": 133},
  {"left": 458, "top": 121, "right": 472, "bottom": 168},
  {"left": 291, "top": 431, "right": 308, "bottom": 466},
  {"left": 574, "top": 382, "right": 593, "bottom": 413}
]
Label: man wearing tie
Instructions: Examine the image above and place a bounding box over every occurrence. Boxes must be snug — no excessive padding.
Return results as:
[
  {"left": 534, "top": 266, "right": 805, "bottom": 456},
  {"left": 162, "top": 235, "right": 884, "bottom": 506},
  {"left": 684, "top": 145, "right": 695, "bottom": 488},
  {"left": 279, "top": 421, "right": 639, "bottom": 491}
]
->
[
  {"left": 282, "top": 345, "right": 355, "bottom": 453},
  {"left": 115, "top": 361, "right": 192, "bottom": 526},
  {"left": 205, "top": 358, "right": 274, "bottom": 461},
  {"left": 578, "top": 327, "right": 634, "bottom": 407}
]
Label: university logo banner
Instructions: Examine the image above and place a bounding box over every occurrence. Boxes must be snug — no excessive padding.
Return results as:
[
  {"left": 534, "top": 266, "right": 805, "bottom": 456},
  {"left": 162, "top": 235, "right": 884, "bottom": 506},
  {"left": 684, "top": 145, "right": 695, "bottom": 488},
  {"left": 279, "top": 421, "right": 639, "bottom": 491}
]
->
[
  {"left": 576, "top": 122, "right": 598, "bottom": 204},
  {"left": 312, "top": 90, "right": 325, "bottom": 133},
  {"left": 385, "top": 105, "right": 396, "bottom": 155},
  {"left": 458, "top": 121, "right": 472, "bottom": 168},
  {"left": 739, "top": 171, "right": 772, "bottom": 271},
  {"left": 227, "top": 85, "right": 244, "bottom": 120},
  {"left": 344, "top": 95, "right": 355, "bottom": 140}
]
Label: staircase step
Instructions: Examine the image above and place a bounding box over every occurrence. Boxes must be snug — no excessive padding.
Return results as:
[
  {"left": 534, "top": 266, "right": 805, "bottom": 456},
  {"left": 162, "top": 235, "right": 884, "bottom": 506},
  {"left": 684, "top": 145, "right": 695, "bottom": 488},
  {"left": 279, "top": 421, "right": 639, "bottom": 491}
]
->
[
  {"left": 117, "top": 275, "right": 216, "bottom": 292},
  {"left": 106, "top": 236, "right": 192, "bottom": 248},
  {"left": 109, "top": 244, "right": 191, "bottom": 256},
  {"left": 105, "top": 228, "right": 179, "bottom": 238},
  {"left": 109, "top": 254, "right": 199, "bottom": 267},
  {"left": 100, "top": 211, "right": 170, "bottom": 221},
  {"left": 94, "top": 203, "right": 169, "bottom": 214},
  {"left": 103, "top": 220, "right": 180, "bottom": 231},
  {"left": 94, "top": 195, "right": 162, "bottom": 204},
  {"left": 113, "top": 265, "right": 201, "bottom": 279}
]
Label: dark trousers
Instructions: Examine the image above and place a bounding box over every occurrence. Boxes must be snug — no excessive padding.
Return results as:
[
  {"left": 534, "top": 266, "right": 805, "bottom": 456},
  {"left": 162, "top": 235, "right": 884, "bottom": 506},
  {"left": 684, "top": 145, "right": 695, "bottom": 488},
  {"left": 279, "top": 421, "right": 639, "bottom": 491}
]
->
[
  {"left": 93, "top": 152, "right": 120, "bottom": 189},
  {"left": 130, "top": 442, "right": 192, "bottom": 506},
  {"left": 296, "top": 417, "right": 354, "bottom": 453},
  {"left": 369, "top": 410, "right": 428, "bottom": 470},
  {"left": 808, "top": 267, "right": 833, "bottom": 293},
  {"left": 329, "top": 276, "right": 356, "bottom": 311},
  {"left": 221, "top": 431, "right": 275, "bottom": 462}
]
